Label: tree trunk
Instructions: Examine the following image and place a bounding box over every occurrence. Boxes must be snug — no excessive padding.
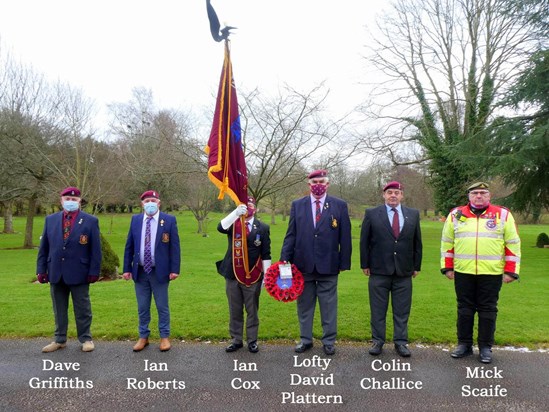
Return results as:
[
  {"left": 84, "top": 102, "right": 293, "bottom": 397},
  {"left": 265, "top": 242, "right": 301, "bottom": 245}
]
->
[
  {"left": 24, "top": 194, "right": 37, "bottom": 248},
  {"left": 3, "top": 200, "right": 15, "bottom": 234}
]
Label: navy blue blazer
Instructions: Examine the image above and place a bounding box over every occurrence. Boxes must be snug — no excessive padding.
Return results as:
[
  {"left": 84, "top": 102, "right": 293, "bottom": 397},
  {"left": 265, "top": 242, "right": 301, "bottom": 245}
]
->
[
  {"left": 123, "top": 212, "right": 181, "bottom": 284},
  {"left": 360, "top": 205, "right": 422, "bottom": 277},
  {"left": 281, "top": 195, "right": 352, "bottom": 275},
  {"left": 36, "top": 211, "right": 102, "bottom": 285}
]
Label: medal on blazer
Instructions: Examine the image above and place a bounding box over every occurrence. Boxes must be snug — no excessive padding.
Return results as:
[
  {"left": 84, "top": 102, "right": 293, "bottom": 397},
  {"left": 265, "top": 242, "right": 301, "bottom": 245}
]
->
[
  {"left": 162, "top": 233, "right": 170, "bottom": 242},
  {"left": 254, "top": 233, "right": 261, "bottom": 246},
  {"left": 79, "top": 235, "right": 88, "bottom": 245}
]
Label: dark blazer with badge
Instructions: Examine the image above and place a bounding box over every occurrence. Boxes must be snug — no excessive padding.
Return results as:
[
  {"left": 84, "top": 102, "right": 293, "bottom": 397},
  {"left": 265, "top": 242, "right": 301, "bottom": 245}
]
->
[
  {"left": 281, "top": 195, "right": 352, "bottom": 275},
  {"left": 123, "top": 212, "right": 181, "bottom": 284},
  {"left": 36, "top": 211, "right": 102, "bottom": 285},
  {"left": 360, "top": 205, "right": 422, "bottom": 277},
  {"left": 217, "top": 219, "right": 271, "bottom": 280}
]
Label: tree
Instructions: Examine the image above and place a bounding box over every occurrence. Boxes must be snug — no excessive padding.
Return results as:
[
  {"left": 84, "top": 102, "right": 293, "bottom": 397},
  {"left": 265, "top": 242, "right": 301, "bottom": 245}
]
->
[
  {"left": 362, "top": 0, "right": 544, "bottom": 214},
  {"left": 240, "top": 85, "right": 357, "bottom": 207},
  {"left": 487, "top": 49, "right": 549, "bottom": 221},
  {"left": 0, "top": 52, "right": 60, "bottom": 247}
]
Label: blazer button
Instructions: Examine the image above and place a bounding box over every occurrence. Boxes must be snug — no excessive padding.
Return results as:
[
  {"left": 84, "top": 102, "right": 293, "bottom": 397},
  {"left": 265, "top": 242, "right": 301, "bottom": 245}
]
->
[
  {"left": 394, "top": 252, "right": 397, "bottom": 255},
  {"left": 62, "top": 258, "right": 65, "bottom": 261}
]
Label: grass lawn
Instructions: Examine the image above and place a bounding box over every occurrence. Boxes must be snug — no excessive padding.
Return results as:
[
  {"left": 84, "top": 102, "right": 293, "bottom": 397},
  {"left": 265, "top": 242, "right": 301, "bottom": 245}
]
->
[{"left": 0, "top": 211, "right": 548, "bottom": 348}]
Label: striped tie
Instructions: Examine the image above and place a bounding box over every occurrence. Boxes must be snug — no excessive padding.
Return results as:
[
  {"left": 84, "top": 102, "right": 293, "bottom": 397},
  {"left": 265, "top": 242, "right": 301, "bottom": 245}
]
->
[{"left": 315, "top": 200, "right": 322, "bottom": 225}]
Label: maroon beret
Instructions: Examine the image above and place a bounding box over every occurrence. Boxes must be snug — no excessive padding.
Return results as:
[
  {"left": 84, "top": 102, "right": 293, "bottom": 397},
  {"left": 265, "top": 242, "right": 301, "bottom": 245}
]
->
[
  {"left": 60, "top": 187, "right": 81, "bottom": 197},
  {"left": 140, "top": 190, "right": 160, "bottom": 200},
  {"left": 383, "top": 181, "right": 404, "bottom": 191},
  {"left": 308, "top": 169, "right": 328, "bottom": 179},
  {"left": 247, "top": 196, "right": 256, "bottom": 205}
]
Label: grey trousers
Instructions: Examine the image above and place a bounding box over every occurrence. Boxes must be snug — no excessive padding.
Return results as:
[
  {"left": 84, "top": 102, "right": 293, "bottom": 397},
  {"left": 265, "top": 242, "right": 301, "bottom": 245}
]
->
[
  {"left": 50, "top": 280, "right": 92, "bottom": 343},
  {"left": 297, "top": 272, "right": 338, "bottom": 346},
  {"left": 225, "top": 278, "right": 261, "bottom": 344},
  {"left": 368, "top": 274, "right": 412, "bottom": 345}
]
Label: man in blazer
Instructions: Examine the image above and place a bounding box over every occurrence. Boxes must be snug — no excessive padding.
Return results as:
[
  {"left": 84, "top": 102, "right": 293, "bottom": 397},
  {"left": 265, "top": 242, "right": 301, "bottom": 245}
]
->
[
  {"left": 123, "top": 190, "right": 181, "bottom": 352},
  {"left": 281, "top": 170, "right": 352, "bottom": 356},
  {"left": 36, "top": 186, "right": 102, "bottom": 353},
  {"left": 217, "top": 197, "right": 271, "bottom": 353},
  {"left": 360, "top": 181, "right": 422, "bottom": 357}
]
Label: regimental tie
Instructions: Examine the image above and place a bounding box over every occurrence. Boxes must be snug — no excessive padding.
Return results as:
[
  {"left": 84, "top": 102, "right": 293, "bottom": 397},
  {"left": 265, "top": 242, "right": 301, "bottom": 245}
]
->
[
  {"left": 143, "top": 217, "right": 153, "bottom": 273},
  {"left": 63, "top": 215, "right": 72, "bottom": 241},
  {"left": 391, "top": 208, "right": 400, "bottom": 238},
  {"left": 315, "top": 200, "right": 322, "bottom": 225}
]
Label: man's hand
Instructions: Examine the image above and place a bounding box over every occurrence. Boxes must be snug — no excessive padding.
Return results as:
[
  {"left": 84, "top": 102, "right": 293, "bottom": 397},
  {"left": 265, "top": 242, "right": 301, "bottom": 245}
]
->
[
  {"left": 122, "top": 272, "right": 132, "bottom": 281},
  {"left": 169, "top": 273, "right": 179, "bottom": 281},
  {"left": 87, "top": 275, "right": 99, "bottom": 283},
  {"left": 412, "top": 271, "right": 420, "bottom": 278},
  {"left": 503, "top": 274, "right": 517, "bottom": 284},
  {"left": 235, "top": 204, "right": 247, "bottom": 216},
  {"left": 445, "top": 270, "right": 455, "bottom": 280},
  {"left": 362, "top": 268, "right": 370, "bottom": 277},
  {"left": 37, "top": 273, "right": 49, "bottom": 284}
]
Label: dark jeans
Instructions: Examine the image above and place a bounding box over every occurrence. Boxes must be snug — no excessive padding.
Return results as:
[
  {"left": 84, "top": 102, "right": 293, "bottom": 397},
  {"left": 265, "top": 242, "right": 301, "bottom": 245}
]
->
[{"left": 454, "top": 272, "right": 502, "bottom": 348}]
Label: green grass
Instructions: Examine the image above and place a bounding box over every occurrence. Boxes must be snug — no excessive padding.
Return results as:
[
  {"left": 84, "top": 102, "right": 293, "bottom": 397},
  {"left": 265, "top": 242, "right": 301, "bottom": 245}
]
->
[{"left": 0, "top": 212, "right": 548, "bottom": 347}]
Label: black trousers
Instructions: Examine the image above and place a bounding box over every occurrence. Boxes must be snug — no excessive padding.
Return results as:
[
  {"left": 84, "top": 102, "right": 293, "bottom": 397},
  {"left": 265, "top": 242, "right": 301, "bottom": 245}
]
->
[{"left": 454, "top": 272, "right": 503, "bottom": 348}]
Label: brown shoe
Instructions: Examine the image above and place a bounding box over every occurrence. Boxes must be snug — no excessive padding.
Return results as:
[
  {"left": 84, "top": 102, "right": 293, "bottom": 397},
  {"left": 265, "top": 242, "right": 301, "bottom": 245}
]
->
[
  {"left": 133, "top": 338, "right": 149, "bottom": 352},
  {"left": 159, "top": 338, "right": 171, "bottom": 352}
]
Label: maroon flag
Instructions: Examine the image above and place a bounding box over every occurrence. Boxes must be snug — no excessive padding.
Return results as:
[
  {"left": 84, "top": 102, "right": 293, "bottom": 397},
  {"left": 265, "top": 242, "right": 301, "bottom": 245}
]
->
[{"left": 205, "top": 41, "right": 248, "bottom": 205}]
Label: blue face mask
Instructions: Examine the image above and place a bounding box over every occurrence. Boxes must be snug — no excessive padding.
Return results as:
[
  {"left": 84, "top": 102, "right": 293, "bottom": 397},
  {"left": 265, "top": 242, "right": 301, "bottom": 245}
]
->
[
  {"left": 62, "top": 200, "right": 79, "bottom": 212},
  {"left": 144, "top": 202, "right": 158, "bottom": 215}
]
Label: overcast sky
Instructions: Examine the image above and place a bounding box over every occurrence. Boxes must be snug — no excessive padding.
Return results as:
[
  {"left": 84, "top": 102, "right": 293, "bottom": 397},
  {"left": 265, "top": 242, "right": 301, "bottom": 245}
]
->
[{"left": 0, "top": 0, "right": 388, "bottom": 129}]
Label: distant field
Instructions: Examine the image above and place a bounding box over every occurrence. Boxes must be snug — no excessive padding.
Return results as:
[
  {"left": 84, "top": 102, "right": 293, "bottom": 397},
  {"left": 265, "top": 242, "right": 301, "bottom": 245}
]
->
[{"left": 0, "top": 211, "right": 547, "bottom": 347}]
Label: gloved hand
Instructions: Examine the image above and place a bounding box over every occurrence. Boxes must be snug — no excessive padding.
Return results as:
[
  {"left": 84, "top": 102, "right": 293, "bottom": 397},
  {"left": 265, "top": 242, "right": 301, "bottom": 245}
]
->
[
  {"left": 87, "top": 275, "right": 99, "bottom": 283},
  {"left": 235, "top": 204, "right": 247, "bottom": 216},
  {"left": 221, "top": 204, "right": 247, "bottom": 230},
  {"left": 37, "top": 273, "right": 49, "bottom": 284},
  {"left": 262, "top": 260, "right": 272, "bottom": 274}
]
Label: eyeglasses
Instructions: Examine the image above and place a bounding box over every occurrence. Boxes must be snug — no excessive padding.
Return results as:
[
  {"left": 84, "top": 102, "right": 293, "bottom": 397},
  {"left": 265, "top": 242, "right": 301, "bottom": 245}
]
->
[{"left": 469, "top": 191, "right": 490, "bottom": 196}]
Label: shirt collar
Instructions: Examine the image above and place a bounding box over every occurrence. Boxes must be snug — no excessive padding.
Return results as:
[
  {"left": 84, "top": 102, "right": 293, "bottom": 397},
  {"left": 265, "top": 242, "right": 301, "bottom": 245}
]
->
[
  {"left": 385, "top": 204, "right": 402, "bottom": 213},
  {"left": 310, "top": 194, "right": 327, "bottom": 204},
  {"left": 144, "top": 211, "right": 159, "bottom": 222}
]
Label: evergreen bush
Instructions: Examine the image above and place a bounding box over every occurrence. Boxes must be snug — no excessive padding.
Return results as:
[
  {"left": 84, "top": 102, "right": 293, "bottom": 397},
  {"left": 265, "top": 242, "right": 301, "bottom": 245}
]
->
[
  {"left": 100, "top": 233, "right": 120, "bottom": 279},
  {"left": 536, "top": 232, "right": 549, "bottom": 248}
]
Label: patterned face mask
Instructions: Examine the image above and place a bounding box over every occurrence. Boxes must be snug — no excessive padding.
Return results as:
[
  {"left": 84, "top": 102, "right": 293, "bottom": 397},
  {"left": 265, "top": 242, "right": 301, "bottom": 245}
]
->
[{"left": 310, "top": 183, "right": 327, "bottom": 197}]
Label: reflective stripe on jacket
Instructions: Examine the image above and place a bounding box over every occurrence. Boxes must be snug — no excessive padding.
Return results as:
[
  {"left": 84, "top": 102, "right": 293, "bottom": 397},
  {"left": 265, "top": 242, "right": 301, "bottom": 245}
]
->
[{"left": 440, "top": 204, "right": 521, "bottom": 275}]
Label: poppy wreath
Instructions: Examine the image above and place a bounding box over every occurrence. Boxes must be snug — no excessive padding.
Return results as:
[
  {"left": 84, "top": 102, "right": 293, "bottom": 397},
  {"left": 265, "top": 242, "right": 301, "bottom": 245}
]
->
[{"left": 264, "top": 261, "right": 304, "bottom": 302}]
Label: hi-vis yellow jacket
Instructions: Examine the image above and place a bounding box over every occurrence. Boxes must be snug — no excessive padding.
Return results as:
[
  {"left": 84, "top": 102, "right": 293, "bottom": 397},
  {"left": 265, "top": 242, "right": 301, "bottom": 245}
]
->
[{"left": 440, "top": 204, "right": 521, "bottom": 275}]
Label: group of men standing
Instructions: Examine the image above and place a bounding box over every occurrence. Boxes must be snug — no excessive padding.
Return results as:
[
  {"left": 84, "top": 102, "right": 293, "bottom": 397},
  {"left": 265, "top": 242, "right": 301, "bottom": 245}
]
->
[{"left": 36, "top": 173, "right": 520, "bottom": 364}]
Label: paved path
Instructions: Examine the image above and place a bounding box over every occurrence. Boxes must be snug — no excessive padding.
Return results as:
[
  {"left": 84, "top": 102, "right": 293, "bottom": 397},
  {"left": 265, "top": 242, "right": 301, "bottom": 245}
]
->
[{"left": 1, "top": 339, "right": 547, "bottom": 412}]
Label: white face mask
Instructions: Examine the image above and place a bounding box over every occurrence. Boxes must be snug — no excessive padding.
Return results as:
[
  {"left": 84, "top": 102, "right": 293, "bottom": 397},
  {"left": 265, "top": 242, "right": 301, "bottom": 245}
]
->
[{"left": 143, "top": 202, "right": 158, "bottom": 215}]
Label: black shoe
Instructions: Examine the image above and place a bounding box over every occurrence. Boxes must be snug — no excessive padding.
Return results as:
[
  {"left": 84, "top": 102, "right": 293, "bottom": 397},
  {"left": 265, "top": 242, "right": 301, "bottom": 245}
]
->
[
  {"left": 323, "top": 345, "right": 336, "bottom": 356},
  {"left": 479, "top": 347, "right": 492, "bottom": 364},
  {"left": 295, "top": 342, "right": 313, "bottom": 353},
  {"left": 451, "top": 344, "right": 473, "bottom": 358},
  {"left": 395, "top": 344, "right": 411, "bottom": 357},
  {"left": 368, "top": 342, "right": 383, "bottom": 356},
  {"left": 225, "top": 342, "right": 243, "bottom": 353},
  {"left": 248, "top": 341, "right": 259, "bottom": 353}
]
